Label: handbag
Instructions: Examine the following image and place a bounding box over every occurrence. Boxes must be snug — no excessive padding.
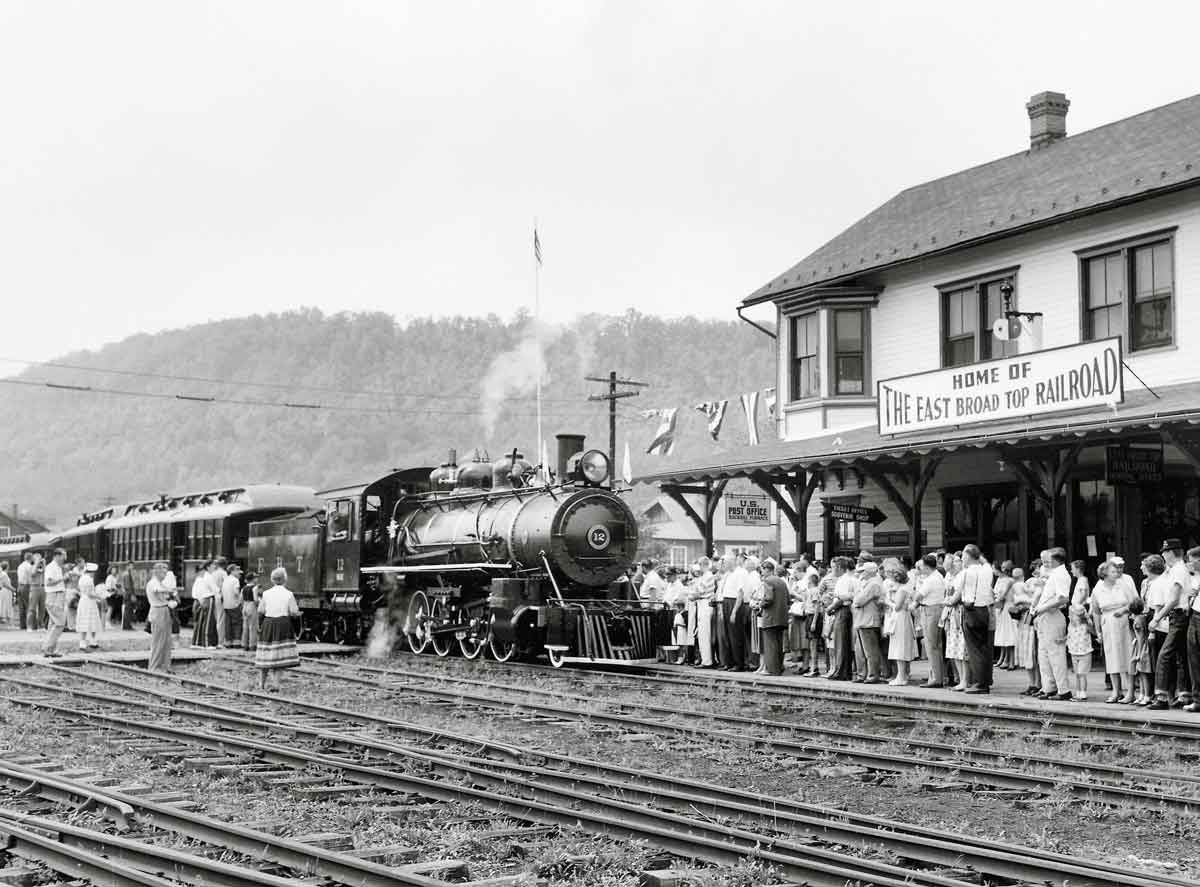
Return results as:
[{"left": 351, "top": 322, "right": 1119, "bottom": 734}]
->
[{"left": 882, "top": 611, "right": 897, "bottom": 637}]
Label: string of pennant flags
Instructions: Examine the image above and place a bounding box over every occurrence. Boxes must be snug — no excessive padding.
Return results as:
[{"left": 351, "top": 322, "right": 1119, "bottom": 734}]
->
[{"left": 638, "top": 387, "right": 776, "bottom": 456}]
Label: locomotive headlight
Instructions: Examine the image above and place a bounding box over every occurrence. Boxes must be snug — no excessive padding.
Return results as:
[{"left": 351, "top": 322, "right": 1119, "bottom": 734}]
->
[{"left": 579, "top": 449, "right": 610, "bottom": 485}]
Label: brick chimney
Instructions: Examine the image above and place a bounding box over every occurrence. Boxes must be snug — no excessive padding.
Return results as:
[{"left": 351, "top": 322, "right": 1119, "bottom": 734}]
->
[{"left": 1026, "top": 91, "right": 1069, "bottom": 150}]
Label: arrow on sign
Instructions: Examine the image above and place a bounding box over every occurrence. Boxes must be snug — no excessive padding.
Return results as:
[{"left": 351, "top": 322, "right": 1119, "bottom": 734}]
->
[{"left": 822, "top": 502, "right": 888, "bottom": 526}]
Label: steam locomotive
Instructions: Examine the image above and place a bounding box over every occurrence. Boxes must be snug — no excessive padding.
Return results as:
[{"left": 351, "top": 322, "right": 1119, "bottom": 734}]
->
[{"left": 247, "top": 434, "right": 670, "bottom": 666}]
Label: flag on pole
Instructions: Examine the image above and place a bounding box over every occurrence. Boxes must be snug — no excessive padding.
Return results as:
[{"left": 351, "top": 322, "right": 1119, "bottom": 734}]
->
[
  {"left": 740, "top": 391, "right": 760, "bottom": 446},
  {"left": 622, "top": 440, "right": 633, "bottom": 484},
  {"left": 533, "top": 228, "right": 542, "bottom": 266},
  {"left": 643, "top": 408, "right": 678, "bottom": 456},
  {"left": 693, "top": 399, "right": 729, "bottom": 441}
]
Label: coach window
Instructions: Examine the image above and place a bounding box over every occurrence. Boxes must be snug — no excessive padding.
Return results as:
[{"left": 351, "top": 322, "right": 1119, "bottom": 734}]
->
[
  {"left": 832, "top": 309, "right": 867, "bottom": 395},
  {"left": 939, "top": 271, "right": 1019, "bottom": 367},
  {"left": 1080, "top": 231, "right": 1174, "bottom": 351},
  {"left": 789, "top": 312, "right": 819, "bottom": 401}
]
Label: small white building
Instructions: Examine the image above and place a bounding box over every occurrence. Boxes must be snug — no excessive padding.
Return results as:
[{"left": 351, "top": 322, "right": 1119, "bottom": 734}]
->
[{"left": 639, "top": 479, "right": 782, "bottom": 566}]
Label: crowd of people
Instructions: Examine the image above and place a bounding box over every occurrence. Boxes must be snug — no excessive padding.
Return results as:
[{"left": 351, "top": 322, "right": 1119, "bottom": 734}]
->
[
  {"left": 0, "top": 551, "right": 302, "bottom": 687},
  {"left": 631, "top": 538, "right": 1200, "bottom": 710}
]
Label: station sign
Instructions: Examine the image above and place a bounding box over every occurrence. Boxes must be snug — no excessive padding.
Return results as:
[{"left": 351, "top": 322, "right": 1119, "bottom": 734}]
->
[
  {"left": 876, "top": 338, "right": 1123, "bottom": 436},
  {"left": 1105, "top": 445, "right": 1164, "bottom": 485},
  {"left": 725, "top": 494, "right": 770, "bottom": 527},
  {"left": 822, "top": 501, "right": 887, "bottom": 526}
]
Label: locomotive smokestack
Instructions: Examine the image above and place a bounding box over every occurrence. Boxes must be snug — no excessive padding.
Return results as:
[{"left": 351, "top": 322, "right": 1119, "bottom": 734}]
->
[{"left": 555, "top": 433, "right": 585, "bottom": 481}]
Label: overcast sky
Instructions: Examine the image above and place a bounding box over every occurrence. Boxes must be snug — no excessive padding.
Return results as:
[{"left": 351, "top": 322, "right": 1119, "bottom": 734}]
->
[{"left": 3, "top": 0, "right": 1198, "bottom": 367}]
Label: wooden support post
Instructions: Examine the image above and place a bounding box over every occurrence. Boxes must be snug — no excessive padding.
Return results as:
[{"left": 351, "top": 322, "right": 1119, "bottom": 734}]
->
[
  {"left": 703, "top": 479, "right": 728, "bottom": 556},
  {"left": 1000, "top": 444, "right": 1084, "bottom": 547}
]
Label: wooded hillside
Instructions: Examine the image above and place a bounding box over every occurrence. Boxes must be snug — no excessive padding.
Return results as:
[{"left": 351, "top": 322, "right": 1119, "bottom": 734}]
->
[{"left": 0, "top": 309, "right": 774, "bottom": 527}]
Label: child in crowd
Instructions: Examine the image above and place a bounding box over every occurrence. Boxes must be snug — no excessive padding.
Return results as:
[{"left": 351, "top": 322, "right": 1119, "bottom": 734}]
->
[
  {"left": 1066, "top": 603, "right": 1093, "bottom": 700},
  {"left": 803, "top": 573, "right": 823, "bottom": 677},
  {"left": 671, "top": 600, "right": 689, "bottom": 664},
  {"left": 1129, "top": 598, "right": 1153, "bottom": 706}
]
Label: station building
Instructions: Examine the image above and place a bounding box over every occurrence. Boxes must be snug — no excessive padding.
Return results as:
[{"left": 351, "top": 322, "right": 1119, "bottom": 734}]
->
[{"left": 639, "top": 91, "right": 1200, "bottom": 575}]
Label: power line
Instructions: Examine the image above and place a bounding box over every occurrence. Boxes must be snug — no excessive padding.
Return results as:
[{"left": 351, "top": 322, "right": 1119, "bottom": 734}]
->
[
  {"left": 0, "top": 356, "right": 584, "bottom": 404},
  {"left": 0, "top": 377, "right": 602, "bottom": 418}
]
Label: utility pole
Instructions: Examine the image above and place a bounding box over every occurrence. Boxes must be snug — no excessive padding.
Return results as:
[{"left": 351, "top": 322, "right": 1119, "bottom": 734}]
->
[{"left": 586, "top": 371, "right": 648, "bottom": 487}]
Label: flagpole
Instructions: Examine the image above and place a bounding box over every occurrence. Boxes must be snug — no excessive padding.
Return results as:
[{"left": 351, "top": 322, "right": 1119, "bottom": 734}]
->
[{"left": 534, "top": 220, "right": 543, "bottom": 478}]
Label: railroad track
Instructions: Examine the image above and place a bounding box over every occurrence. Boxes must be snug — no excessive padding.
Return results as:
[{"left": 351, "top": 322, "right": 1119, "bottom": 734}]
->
[
  {"left": 6, "top": 661, "right": 1195, "bottom": 887},
  {"left": 0, "top": 746, "right": 490, "bottom": 887},
  {"left": 293, "top": 656, "right": 1200, "bottom": 810},
  {"left": 387, "top": 651, "right": 1200, "bottom": 743}
]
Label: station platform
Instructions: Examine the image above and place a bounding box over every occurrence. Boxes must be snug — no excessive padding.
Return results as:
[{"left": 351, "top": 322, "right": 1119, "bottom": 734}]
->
[
  {"left": 0, "top": 626, "right": 354, "bottom": 667},
  {"left": 659, "top": 657, "right": 1200, "bottom": 729}
]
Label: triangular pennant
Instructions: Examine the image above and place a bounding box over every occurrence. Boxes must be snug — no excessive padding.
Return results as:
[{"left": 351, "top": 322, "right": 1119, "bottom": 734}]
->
[
  {"left": 740, "top": 391, "right": 760, "bottom": 446},
  {"left": 645, "top": 408, "right": 678, "bottom": 456},
  {"left": 622, "top": 440, "right": 633, "bottom": 484},
  {"left": 693, "top": 399, "right": 729, "bottom": 441}
]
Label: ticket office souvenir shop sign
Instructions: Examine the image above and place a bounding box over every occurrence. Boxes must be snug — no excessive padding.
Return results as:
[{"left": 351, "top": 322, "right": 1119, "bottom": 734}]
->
[{"left": 877, "top": 338, "right": 1124, "bottom": 436}]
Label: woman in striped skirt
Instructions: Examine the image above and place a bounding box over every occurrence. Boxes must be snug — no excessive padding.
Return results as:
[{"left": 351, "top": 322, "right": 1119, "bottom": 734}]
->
[{"left": 255, "top": 567, "right": 301, "bottom": 690}]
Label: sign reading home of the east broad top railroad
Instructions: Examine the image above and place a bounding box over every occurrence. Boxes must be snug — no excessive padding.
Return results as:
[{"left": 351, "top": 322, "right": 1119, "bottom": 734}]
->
[
  {"left": 725, "top": 494, "right": 770, "bottom": 526},
  {"left": 876, "top": 338, "right": 1123, "bottom": 436}
]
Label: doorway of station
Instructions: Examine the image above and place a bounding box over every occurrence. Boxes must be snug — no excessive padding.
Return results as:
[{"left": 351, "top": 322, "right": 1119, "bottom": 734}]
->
[{"left": 943, "top": 483, "right": 1043, "bottom": 568}]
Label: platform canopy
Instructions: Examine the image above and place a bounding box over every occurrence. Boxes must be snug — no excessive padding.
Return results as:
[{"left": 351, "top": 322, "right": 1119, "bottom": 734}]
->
[{"left": 634, "top": 380, "right": 1200, "bottom": 559}]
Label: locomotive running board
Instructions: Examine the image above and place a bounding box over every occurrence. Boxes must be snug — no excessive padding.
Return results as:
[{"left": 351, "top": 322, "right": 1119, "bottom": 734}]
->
[
  {"left": 549, "top": 657, "right": 660, "bottom": 666},
  {"left": 361, "top": 563, "right": 513, "bottom": 574}
]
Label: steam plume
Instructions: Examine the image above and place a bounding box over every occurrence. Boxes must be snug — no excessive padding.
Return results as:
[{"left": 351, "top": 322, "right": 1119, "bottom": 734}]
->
[{"left": 479, "top": 321, "right": 559, "bottom": 438}]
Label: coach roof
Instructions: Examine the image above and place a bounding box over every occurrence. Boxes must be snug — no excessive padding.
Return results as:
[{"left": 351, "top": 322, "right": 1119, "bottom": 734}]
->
[{"left": 743, "top": 92, "right": 1200, "bottom": 307}]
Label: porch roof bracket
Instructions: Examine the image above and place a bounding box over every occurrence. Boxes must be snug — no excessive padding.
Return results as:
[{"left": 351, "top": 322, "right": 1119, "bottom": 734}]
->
[
  {"left": 860, "top": 465, "right": 914, "bottom": 527},
  {"left": 750, "top": 472, "right": 801, "bottom": 531},
  {"left": 662, "top": 485, "right": 709, "bottom": 538},
  {"left": 705, "top": 478, "right": 731, "bottom": 523}
]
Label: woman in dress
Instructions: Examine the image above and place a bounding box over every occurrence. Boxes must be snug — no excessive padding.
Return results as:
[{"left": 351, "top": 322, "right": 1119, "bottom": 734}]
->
[
  {"left": 1090, "top": 559, "right": 1136, "bottom": 703},
  {"left": 1016, "top": 563, "right": 1044, "bottom": 695},
  {"left": 942, "top": 554, "right": 968, "bottom": 690},
  {"left": 992, "top": 561, "right": 1018, "bottom": 669},
  {"left": 75, "top": 563, "right": 104, "bottom": 650},
  {"left": 146, "top": 562, "right": 177, "bottom": 673},
  {"left": 0, "top": 562, "right": 13, "bottom": 626},
  {"left": 256, "top": 567, "right": 301, "bottom": 690},
  {"left": 884, "top": 563, "right": 917, "bottom": 685}
]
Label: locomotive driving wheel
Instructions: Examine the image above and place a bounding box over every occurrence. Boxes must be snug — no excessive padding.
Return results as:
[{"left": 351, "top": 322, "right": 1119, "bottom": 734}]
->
[
  {"left": 459, "top": 633, "right": 485, "bottom": 659},
  {"left": 429, "top": 598, "right": 453, "bottom": 657},
  {"left": 488, "top": 639, "right": 518, "bottom": 662},
  {"left": 404, "top": 590, "right": 432, "bottom": 654}
]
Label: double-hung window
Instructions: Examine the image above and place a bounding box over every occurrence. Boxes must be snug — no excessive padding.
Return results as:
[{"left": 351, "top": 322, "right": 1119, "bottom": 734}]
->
[
  {"left": 832, "top": 309, "right": 866, "bottom": 395},
  {"left": 1081, "top": 233, "right": 1174, "bottom": 351},
  {"left": 940, "top": 273, "right": 1018, "bottom": 367},
  {"left": 789, "top": 313, "right": 819, "bottom": 401}
]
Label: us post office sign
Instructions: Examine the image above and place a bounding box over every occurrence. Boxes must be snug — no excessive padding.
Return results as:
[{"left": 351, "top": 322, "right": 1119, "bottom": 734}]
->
[{"left": 876, "top": 338, "right": 1123, "bottom": 436}]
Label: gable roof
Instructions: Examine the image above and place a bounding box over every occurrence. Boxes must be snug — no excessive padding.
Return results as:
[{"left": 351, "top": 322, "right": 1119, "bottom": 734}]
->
[{"left": 744, "top": 92, "right": 1200, "bottom": 306}]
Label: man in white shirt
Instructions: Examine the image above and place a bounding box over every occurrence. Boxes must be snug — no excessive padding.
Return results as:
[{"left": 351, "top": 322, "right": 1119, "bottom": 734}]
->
[
  {"left": 1149, "top": 539, "right": 1192, "bottom": 709},
  {"left": 1184, "top": 546, "right": 1200, "bottom": 714},
  {"left": 1033, "top": 547, "right": 1072, "bottom": 700},
  {"left": 914, "top": 554, "right": 948, "bottom": 687},
  {"left": 960, "top": 544, "right": 995, "bottom": 694},
  {"left": 41, "top": 548, "right": 68, "bottom": 658},
  {"left": 720, "top": 554, "right": 749, "bottom": 671},
  {"left": 212, "top": 558, "right": 230, "bottom": 646},
  {"left": 16, "top": 553, "right": 33, "bottom": 632},
  {"left": 638, "top": 560, "right": 667, "bottom": 605}
]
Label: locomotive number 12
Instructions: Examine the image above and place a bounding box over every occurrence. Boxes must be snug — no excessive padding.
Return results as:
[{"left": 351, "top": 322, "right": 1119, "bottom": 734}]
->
[{"left": 586, "top": 524, "right": 611, "bottom": 551}]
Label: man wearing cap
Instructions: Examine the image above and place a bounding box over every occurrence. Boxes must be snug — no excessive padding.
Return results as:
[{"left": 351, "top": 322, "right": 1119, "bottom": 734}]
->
[
  {"left": 1148, "top": 538, "right": 1192, "bottom": 710},
  {"left": 852, "top": 559, "right": 885, "bottom": 683},
  {"left": 960, "top": 544, "right": 995, "bottom": 694},
  {"left": 41, "top": 548, "right": 68, "bottom": 658}
]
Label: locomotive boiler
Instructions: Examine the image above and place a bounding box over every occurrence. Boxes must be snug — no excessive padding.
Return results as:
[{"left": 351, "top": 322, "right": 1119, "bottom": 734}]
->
[{"left": 369, "top": 434, "right": 669, "bottom": 666}]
